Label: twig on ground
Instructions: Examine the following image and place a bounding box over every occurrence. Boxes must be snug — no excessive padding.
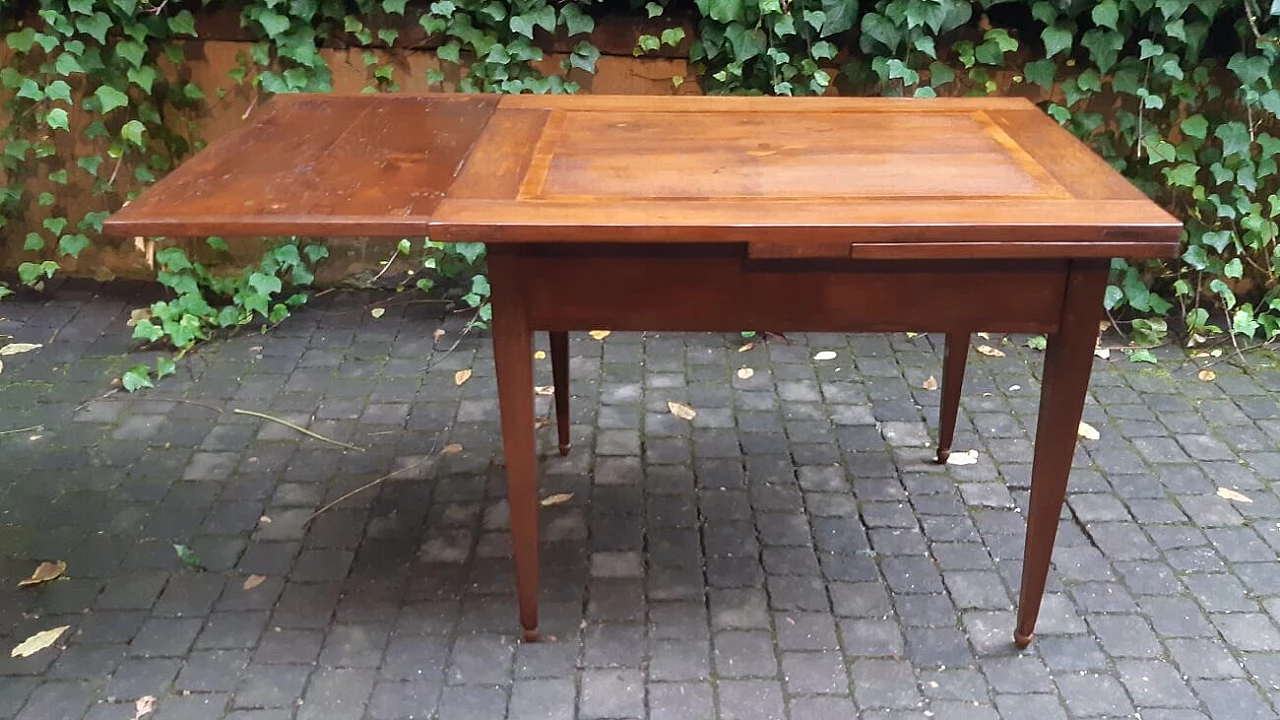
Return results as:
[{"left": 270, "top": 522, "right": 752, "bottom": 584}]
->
[
  {"left": 232, "top": 408, "right": 365, "bottom": 452},
  {"left": 0, "top": 425, "right": 43, "bottom": 436},
  {"left": 304, "top": 433, "right": 441, "bottom": 523}
]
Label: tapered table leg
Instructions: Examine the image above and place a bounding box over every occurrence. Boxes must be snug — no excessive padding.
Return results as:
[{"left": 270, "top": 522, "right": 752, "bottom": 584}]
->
[
  {"left": 549, "top": 331, "right": 571, "bottom": 456},
  {"left": 1015, "top": 262, "right": 1107, "bottom": 648},
  {"left": 935, "top": 332, "right": 968, "bottom": 464},
  {"left": 491, "top": 255, "right": 541, "bottom": 642}
]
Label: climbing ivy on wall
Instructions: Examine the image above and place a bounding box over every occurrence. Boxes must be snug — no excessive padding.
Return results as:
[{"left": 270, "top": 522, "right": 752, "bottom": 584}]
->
[{"left": 2, "top": 0, "right": 1280, "bottom": 356}]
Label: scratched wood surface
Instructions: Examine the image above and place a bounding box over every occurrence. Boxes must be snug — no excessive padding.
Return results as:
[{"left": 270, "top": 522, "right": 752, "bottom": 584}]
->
[{"left": 105, "top": 93, "right": 1182, "bottom": 259}]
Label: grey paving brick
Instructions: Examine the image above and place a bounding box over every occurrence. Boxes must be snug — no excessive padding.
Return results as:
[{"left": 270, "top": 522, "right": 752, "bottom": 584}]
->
[
  {"left": 508, "top": 679, "right": 574, "bottom": 720},
  {"left": 718, "top": 678, "right": 786, "bottom": 720}
]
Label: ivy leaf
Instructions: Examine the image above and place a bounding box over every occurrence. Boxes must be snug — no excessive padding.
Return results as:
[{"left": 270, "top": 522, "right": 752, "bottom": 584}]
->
[
  {"left": 42, "top": 217, "right": 68, "bottom": 236},
  {"left": 54, "top": 54, "right": 84, "bottom": 77},
  {"left": 561, "top": 5, "right": 594, "bottom": 35},
  {"left": 168, "top": 10, "right": 198, "bottom": 36},
  {"left": 1092, "top": 0, "right": 1120, "bottom": 29},
  {"left": 820, "top": 0, "right": 857, "bottom": 35},
  {"left": 121, "top": 120, "right": 146, "bottom": 147},
  {"left": 116, "top": 39, "right": 147, "bottom": 68},
  {"left": 1224, "top": 257, "right": 1244, "bottom": 279},
  {"left": 121, "top": 364, "right": 154, "bottom": 391},
  {"left": 5, "top": 28, "right": 37, "bottom": 53},
  {"left": 530, "top": 4, "right": 557, "bottom": 33},
  {"left": 74, "top": 12, "right": 112, "bottom": 44},
  {"left": 1215, "top": 122, "right": 1251, "bottom": 158},
  {"left": 45, "top": 108, "right": 70, "bottom": 132},
  {"left": 23, "top": 233, "right": 45, "bottom": 251},
  {"left": 173, "top": 543, "right": 204, "bottom": 569},
  {"left": 303, "top": 244, "right": 329, "bottom": 263},
  {"left": 248, "top": 272, "right": 283, "bottom": 296},
  {"left": 1080, "top": 28, "right": 1123, "bottom": 73},
  {"left": 695, "top": 0, "right": 744, "bottom": 24},
  {"left": 1141, "top": 136, "right": 1177, "bottom": 163},
  {"left": 569, "top": 41, "right": 599, "bottom": 72},
  {"left": 58, "top": 234, "right": 90, "bottom": 258},
  {"left": 383, "top": 0, "right": 409, "bottom": 14},
  {"left": 94, "top": 85, "right": 130, "bottom": 114},
  {"left": 661, "top": 28, "right": 686, "bottom": 47},
  {"left": 256, "top": 11, "right": 291, "bottom": 38},
  {"left": 1181, "top": 114, "right": 1208, "bottom": 140},
  {"left": 44, "top": 80, "right": 72, "bottom": 104},
  {"left": 1023, "top": 59, "right": 1056, "bottom": 89},
  {"left": 156, "top": 356, "right": 177, "bottom": 379}
]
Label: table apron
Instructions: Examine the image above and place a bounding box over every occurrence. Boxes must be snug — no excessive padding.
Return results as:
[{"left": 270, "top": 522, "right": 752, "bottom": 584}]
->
[{"left": 492, "top": 245, "right": 1070, "bottom": 334}]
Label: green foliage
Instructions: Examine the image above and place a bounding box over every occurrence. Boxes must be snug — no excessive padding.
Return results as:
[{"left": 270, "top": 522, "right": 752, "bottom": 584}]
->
[
  {"left": 124, "top": 238, "right": 327, "bottom": 389},
  {"left": 4, "top": 0, "right": 1280, "bottom": 356}
]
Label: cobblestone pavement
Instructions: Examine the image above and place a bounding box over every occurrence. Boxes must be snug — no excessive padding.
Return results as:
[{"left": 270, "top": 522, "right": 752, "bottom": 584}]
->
[{"left": 2, "top": 282, "right": 1280, "bottom": 720}]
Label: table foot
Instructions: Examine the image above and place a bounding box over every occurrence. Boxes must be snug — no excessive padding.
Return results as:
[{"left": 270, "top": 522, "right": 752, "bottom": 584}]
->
[
  {"left": 934, "top": 448, "right": 950, "bottom": 464},
  {"left": 1014, "top": 632, "right": 1033, "bottom": 649},
  {"left": 558, "top": 443, "right": 571, "bottom": 456},
  {"left": 523, "top": 628, "right": 541, "bottom": 643}
]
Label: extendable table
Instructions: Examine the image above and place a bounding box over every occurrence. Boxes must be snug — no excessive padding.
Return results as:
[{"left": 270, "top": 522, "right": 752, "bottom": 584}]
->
[{"left": 106, "top": 93, "right": 1182, "bottom": 647}]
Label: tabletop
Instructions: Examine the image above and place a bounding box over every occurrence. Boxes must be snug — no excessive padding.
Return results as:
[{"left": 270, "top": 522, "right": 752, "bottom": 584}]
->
[{"left": 105, "top": 93, "right": 1182, "bottom": 258}]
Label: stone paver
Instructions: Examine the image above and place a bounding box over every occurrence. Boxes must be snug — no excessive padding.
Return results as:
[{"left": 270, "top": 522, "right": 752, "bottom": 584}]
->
[{"left": 1, "top": 283, "right": 1279, "bottom": 718}]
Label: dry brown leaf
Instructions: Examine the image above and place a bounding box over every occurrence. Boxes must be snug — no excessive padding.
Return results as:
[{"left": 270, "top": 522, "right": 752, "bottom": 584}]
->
[
  {"left": 1077, "top": 422, "right": 1100, "bottom": 441},
  {"left": 976, "top": 332, "right": 991, "bottom": 340},
  {"left": 0, "top": 343, "right": 42, "bottom": 356},
  {"left": 1198, "top": 369, "right": 1217, "bottom": 382},
  {"left": 432, "top": 328, "right": 446, "bottom": 343},
  {"left": 668, "top": 401, "right": 697, "bottom": 421},
  {"left": 588, "top": 330, "right": 611, "bottom": 340},
  {"left": 10, "top": 625, "right": 68, "bottom": 658},
  {"left": 534, "top": 350, "right": 546, "bottom": 360},
  {"left": 922, "top": 376, "right": 938, "bottom": 391},
  {"left": 534, "top": 417, "right": 551, "bottom": 430},
  {"left": 945, "top": 450, "right": 979, "bottom": 466},
  {"left": 1216, "top": 487, "right": 1253, "bottom": 503},
  {"left": 736, "top": 367, "right": 755, "bottom": 380},
  {"left": 259, "top": 515, "right": 271, "bottom": 524},
  {"left": 534, "top": 385, "right": 555, "bottom": 396},
  {"left": 738, "top": 342, "right": 755, "bottom": 353},
  {"left": 242, "top": 574, "right": 266, "bottom": 591},
  {"left": 370, "top": 308, "right": 385, "bottom": 319},
  {"left": 813, "top": 350, "right": 837, "bottom": 361},
  {"left": 441, "top": 443, "right": 463, "bottom": 455},
  {"left": 975, "top": 345, "right": 1005, "bottom": 358},
  {"left": 132, "top": 695, "right": 156, "bottom": 720},
  {"left": 126, "top": 308, "right": 151, "bottom": 327},
  {"left": 540, "top": 493, "right": 574, "bottom": 507},
  {"left": 454, "top": 369, "right": 472, "bottom": 386},
  {"left": 1009, "top": 384, "right": 1022, "bottom": 392},
  {"left": 17, "top": 560, "right": 65, "bottom": 588}
]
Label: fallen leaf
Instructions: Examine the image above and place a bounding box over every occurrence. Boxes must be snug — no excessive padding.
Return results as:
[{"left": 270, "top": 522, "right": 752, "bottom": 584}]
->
[
  {"left": 667, "top": 401, "right": 697, "bottom": 421},
  {"left": 1009, "top": 384, "right": 1022, "bottom": 392},
  {"left": 132, "top": 695, "right": 156, "bottom": 720},
  {"left": 534, "top": 350, "right": 546, "bottom": 360},
  {"left": 534, "top": 417, "right": 551, "bottom": 430},
  {"left": 0, "top": 343, "right": 42, "bottom": 356},
  {"left": 432, "top": 328, "right": 446, "bottom": 343},
  {"left": 534, "top": 385, "right": 555, "bottom": 396},
  {"left": 17, "top": 560, "right": 66, "bottom": 588},
  {"left": 126, "top": 308, "right": 151, "bottom": 327},
  {"left": 946, "top": 449, "right": 979, "bottom": 466},
  {"left": 1198, "top": 369, "right": 1217, "bottom": 382},
  {"left": 258, "top": 515, "right": 271, "bottom": 524},
  {"left": 10, "top": 626, "right": 68, "bottom": 657},
  {"left": 922, "top": 376, "right": 938, "bottom": 391},
  {"left": 370, "top": 307, "right": 385, "bottom": 319},
  {"left": 975, "top": 345, "right": 1005, "bottom": 358},
  {"left": 540, "top": 493, "right": 574, "bottom": 507},
  {"left": 1077, "top": 422, "right": 1100, "bottom": 441},
  {"left": 454, "top": 369, "right": 472, "bottom": 386},
  {"left": 242, "top": 574, "right": 266, "bottom": 590},
  {"left": 173, "top": 543, "right": 203, "bottom": 569},
  {"left": 977, "top": 332, "right": 991, "bottom": 340},
  {"left": 1217, "top": 487, "right": 1253, "bottom": 503},
  {"left": 738, "top": 342, "right": 755, "bottom": 353},
  {"left": 588, "top": 330, "right": 611, "bottom": 340},
  {"left": 813, "top": 350, "right": 837, "bottom": 361},
  {"left": 441, "top": 443, "right": 463, "bottom": 455},
  {"left": 736, "top": 367, "right": 755, "bottom": 380},
  {"left": 1094, "top": 347, "right": 1112, "bottom": 360},
  {"left": 0, "top": 359, "right": 4, "bottom": 374}
]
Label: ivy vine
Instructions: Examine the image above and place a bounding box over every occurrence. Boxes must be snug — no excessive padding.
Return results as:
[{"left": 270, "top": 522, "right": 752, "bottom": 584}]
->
[{"left": 3, "top": 0, "right": 1280, "bottom": 374}]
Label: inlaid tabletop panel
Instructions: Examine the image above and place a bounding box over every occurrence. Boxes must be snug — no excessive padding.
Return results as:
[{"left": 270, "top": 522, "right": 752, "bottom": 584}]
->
[{"left": 105, "top": 93, "right": 1182, "bottom": 258}]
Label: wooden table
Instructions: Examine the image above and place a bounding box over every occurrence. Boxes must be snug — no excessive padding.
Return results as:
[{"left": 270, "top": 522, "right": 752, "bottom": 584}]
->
[{"left": 106, "top": 93, "right": 1181, "bottom": 648}]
